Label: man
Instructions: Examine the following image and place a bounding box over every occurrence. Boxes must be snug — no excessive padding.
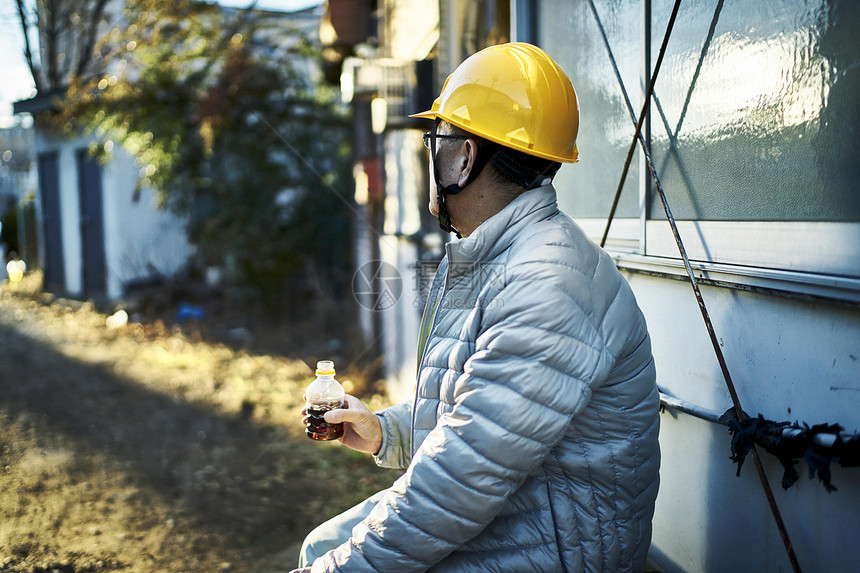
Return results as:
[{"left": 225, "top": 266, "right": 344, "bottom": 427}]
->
[{"left": 292, "top": 42, "right": 660, "bottom": 573}]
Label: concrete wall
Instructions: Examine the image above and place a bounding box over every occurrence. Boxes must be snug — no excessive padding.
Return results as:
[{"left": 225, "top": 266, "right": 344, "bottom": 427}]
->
[{"left": 625, "top": 271, "right": 860, "bottom": 572}]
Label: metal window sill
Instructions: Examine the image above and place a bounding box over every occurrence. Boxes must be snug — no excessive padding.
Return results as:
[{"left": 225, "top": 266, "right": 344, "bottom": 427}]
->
[{"left": 609, "top": 252, "right": 860, "bottom": 306}]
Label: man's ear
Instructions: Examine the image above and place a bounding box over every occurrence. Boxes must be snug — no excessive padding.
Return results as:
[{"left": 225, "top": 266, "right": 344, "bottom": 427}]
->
[{"left": 457, "top": 139, "right": 480, "bottom": 188}]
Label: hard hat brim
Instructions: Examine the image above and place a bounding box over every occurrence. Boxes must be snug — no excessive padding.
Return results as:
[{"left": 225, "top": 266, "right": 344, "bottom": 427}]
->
[{"left": 409, "top": 110, "right": 437, "bottom": 119}]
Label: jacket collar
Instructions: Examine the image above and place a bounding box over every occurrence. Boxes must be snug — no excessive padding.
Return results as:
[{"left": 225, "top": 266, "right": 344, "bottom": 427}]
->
[{"left": 444, "top": 184, "right": 559, "bottom": 287}]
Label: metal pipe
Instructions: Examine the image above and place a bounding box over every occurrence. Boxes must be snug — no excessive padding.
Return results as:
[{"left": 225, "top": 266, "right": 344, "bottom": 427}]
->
[{"left": 658, "top": 392, "right": 726, "bottom": 425}]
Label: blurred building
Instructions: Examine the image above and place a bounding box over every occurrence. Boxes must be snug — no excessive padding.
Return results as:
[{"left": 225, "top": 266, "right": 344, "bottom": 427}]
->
[{"left": 13, "top": 0, "right": 191, "bottom": 300}]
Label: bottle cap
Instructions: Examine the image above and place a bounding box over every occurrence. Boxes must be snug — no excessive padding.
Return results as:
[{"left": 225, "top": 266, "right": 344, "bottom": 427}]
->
[{"left": 315, "top": 360, "right": 335, "bottom": 376}]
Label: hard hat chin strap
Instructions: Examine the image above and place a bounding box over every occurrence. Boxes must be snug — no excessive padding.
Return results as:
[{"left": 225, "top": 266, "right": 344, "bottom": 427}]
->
[{"left": 435, "top": 186, "right": 461, "bottom": 238}]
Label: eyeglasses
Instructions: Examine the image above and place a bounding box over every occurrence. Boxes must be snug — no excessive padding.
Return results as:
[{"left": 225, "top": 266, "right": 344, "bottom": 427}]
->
[{"left": 422, "top": 132, "right": 470, "bottom": 150}]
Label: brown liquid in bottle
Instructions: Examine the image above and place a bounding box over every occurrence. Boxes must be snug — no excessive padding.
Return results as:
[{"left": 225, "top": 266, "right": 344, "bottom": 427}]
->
[
  {"left": 306, "top": 402, "right": 344, "bottom": 441},
  {"left": 305, "top": 360, "right": 344, "bottom": 441}
]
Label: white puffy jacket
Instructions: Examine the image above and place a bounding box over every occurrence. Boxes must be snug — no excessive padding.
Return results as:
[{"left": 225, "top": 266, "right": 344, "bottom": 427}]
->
[{"left": 317, "top": 185, "right": 660, "bottom": 572}]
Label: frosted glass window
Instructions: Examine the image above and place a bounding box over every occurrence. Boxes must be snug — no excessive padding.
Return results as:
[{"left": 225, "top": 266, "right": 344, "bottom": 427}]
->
[
  {"left": 536, "top": 0, "right": 860, "bottom": 223},
  {"left": 537, "top": 0, "right": 641, "bottom": 219},
  {"left": 649, "top": 0, "right": 859, "bottom": 222}
]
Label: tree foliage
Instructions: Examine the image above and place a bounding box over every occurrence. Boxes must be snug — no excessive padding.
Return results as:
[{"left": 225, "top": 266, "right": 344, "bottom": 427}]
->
[{"left": 39, "top": 0, "right": 354, "bottom": 312}]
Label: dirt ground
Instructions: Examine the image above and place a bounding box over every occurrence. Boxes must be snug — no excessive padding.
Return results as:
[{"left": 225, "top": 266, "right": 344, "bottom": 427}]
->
[{"left": 0, "top": 274, "right": 400, "bottom": 573}]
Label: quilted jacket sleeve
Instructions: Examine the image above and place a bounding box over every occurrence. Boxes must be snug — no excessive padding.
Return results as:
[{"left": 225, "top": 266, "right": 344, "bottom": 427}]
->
[
  {"left": 373, "top": 402, "right": 412, "bottom": 470},
  {"left": 311, "top": 252, "right": 620, "bottom": 572}
]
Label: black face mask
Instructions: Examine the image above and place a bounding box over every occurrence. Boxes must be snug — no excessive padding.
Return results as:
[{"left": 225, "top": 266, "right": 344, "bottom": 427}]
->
[
  {"left": 430, "top": 122, "right": 465, "bottom": 237},
  {"left": 429, "top": 122, "right": 494, "bottom": 239}
]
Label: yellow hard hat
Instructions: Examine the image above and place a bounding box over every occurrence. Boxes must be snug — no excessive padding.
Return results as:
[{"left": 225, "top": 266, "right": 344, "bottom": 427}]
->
[{"left": 411, "top": 42, "right": 579, "bottom": 163}]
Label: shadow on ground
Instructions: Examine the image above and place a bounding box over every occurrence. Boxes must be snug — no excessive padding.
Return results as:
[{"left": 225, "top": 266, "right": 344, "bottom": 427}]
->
[{"left": 0, "top": 294, "right": 398, "bottom": 572}]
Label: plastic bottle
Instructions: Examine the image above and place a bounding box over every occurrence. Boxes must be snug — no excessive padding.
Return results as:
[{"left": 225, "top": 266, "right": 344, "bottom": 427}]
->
[{"left": 305, "top": 360, "right": 345, "bottom": 440}]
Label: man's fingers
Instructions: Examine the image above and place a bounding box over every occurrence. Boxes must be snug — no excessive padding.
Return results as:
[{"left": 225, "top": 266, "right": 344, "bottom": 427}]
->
[
  {"left": 324, "top": 407, "right": 365, "bottom": 424},
  {"left": 322, "top": 394, "right": 372, "bottom": 424}
]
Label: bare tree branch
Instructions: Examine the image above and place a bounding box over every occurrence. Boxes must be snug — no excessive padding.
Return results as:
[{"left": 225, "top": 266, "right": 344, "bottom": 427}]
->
[
  {"left": 56, "top": 1, "right": 75, "bottom": 83},
  {"left": 76, "top": 0, "right": 110, "bottom": 80},
  {"left": 43, "top": 0, "right": 61, "bottom": 91},
  {"left": 15, "top": 0, "right": 43, "bottom": 92}
]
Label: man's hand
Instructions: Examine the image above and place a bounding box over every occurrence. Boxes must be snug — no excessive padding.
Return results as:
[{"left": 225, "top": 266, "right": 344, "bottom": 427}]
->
[{"left": 325, "top": 394, "right": 383, "bottom": 455}]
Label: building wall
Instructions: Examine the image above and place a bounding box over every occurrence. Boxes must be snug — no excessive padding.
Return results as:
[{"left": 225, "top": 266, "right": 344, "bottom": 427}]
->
[{"left": 626, "top": 272, "right": 860, "bottom": 572}]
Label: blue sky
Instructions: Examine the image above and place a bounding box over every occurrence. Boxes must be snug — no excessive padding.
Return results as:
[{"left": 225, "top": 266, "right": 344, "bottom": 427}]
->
[{"left": 0, "top": 0, "right": 324, "bottom": 127}]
